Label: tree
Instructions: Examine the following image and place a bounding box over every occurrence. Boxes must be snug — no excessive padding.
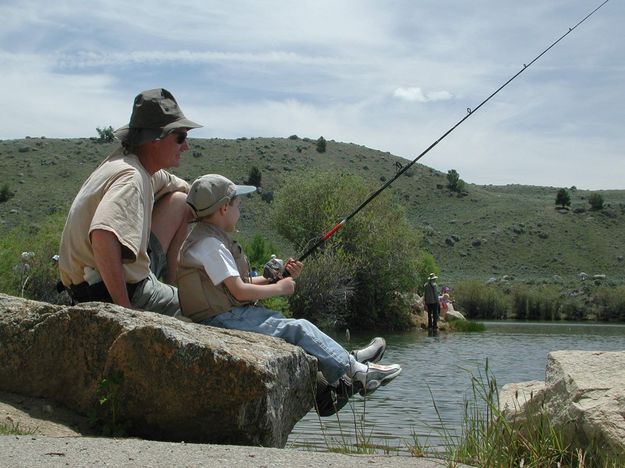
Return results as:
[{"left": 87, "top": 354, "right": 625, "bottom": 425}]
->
[
  {"left": 555, "top": 188, "right": 571, "bottom": 209},
  {"left": 588, "top": 193, "right": 604, "bottom": 211},
  {"left": 245, "top": 166, "right": 262, "bottom": 187},
  {"left": 447, "top": 169, "right": 466, "bottom": 193},
  {"left": 316, "top": 136, "right": 326, "bottom": 153},
  {"left": 96, "top": 126, "right": 115, "bottom": 143},
  {"left": 0, "top": 183, "right": 14, "bottom": 203},
  {"left": 242, "top": 234, "right": 276, "bottom": 269},
  {"left": 272, "top": 170, "right": 433, "bottom": 330}
]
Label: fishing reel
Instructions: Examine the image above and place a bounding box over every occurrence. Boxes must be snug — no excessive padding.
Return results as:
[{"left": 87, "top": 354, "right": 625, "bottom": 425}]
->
[{"left": 263, "top": 254, "right": 285, "bottom": 283}]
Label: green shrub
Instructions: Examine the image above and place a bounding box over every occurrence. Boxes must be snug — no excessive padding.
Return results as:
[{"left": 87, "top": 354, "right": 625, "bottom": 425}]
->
[
  {"left": 272, "top": 171, "right": 426, "bottom": 330},
  {"left": 241, "top": 234, "right": 277, "bottom": 271},
  {"left": 446, "top": 169, "right": 466, "bottom": 193},
  {"left": 511, "top": 284, "right": 561, "bottom": 320},
  {"left": 595, "top": 285, "right": 625, "bottom": 321},
  {"left": 0, "top": 183, "right": 14, "bottom": 203},
  {"left": 454, "top": 280, "right": 509, "bottom": 319},
  {"left": 245, "top": 166, "right": 262, "bottom": 187},
  {"left": 95, "top": 126, "right": 115, "bottom": 143},
  {"left": 555, "top": 188, "right": 571, "bottom": 209},
  {"left": 588, "top": 192, "right": 604, "bottom": 211},
  {"left": 288, "top": 250, "right": 357, "bottom": 329},
  {"left": 316, "top": 136, "right": 327, "bottom": 153}
]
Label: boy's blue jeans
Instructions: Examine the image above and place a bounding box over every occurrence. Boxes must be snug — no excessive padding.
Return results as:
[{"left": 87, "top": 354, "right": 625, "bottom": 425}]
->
[{"left": 201, "top": 305, "right": 351, "bottom": 383}]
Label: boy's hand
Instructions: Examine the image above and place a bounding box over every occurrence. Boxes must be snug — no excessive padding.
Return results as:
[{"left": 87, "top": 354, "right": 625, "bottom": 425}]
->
[
  {"left": 277, "top": 277, "right": 296, "bottom": 296},
  {"left": 284, "top": 259, "right": 304, "bottom": 279}
]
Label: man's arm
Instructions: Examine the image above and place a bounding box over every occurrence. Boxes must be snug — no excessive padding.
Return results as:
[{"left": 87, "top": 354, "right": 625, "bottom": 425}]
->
[{"left": 90, "top": 229, "right": 133, "bottom": 308}]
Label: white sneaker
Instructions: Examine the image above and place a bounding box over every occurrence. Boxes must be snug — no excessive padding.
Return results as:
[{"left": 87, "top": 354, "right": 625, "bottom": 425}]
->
[{"left": 353, "top": 362, "right": 402, "bottom": 396}]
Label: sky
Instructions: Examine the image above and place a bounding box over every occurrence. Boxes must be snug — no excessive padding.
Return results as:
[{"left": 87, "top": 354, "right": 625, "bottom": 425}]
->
[{"left": 1, "top": 0, "right": 623, "bottom": 190}]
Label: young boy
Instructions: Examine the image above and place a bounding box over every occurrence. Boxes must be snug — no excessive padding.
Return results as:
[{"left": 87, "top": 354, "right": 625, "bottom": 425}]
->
[{"left": 176, "top": 174, "right": 402, "bottom": 396}]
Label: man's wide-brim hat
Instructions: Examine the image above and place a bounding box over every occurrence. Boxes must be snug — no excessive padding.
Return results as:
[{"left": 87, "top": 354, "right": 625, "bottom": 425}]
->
[
  {"left": 114, "top": 88, "right": 202, "bottom": 147},
  {"left": 428, "top": 273, "right": 438, "bottom": 281}
]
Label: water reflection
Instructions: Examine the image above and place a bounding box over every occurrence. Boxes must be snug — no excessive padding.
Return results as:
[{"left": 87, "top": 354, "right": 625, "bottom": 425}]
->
[{"left": 288, "top": 322, "right": 625, "bottom": 451}]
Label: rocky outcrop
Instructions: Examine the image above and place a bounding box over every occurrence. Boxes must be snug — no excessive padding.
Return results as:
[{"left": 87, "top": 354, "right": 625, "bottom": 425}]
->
[
  {"left": 0, "top": 294, "right": 316, "bottom": 447},
  {"left": 500, "top": 350, "right": 625, "bottom": 458}
]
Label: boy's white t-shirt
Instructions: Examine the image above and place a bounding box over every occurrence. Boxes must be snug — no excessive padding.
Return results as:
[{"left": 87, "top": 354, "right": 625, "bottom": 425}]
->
[{"left": 185, "top": 237, "right": 240, "bottom": 286}]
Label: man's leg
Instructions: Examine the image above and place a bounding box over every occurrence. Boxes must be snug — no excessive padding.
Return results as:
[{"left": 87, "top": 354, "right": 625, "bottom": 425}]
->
[{"left": 151, "top": 191, "right": 193, "bottom": 284}]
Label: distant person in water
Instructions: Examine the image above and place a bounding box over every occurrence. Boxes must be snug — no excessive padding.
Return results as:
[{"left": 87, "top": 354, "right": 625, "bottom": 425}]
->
[{"left": 424, "top": 273, "right": 440, "bottom": 330}]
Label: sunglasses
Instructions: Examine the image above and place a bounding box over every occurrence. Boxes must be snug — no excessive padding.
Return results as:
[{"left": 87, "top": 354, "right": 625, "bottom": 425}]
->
[{"left": 173, "top": 131, "right": 188, "bottom": 144}]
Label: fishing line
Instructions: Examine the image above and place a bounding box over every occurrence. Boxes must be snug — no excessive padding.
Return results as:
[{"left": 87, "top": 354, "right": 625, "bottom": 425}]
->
[{"left": 295, "top": 0, "right": 610, "bottom": 263}]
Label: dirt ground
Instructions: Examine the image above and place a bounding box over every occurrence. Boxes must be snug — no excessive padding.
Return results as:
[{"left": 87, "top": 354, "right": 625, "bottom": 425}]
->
[{"left": 0, "top": 390, "right": 97, "bottom": 437}]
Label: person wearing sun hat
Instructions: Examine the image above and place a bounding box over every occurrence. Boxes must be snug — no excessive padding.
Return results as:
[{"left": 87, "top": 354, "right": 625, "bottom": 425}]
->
[
  {"left": 58, "top": 88, "right": 202, "bottom": 316},
  {"left": 423, "top": 272, "right": 440, "bottom": 330},
  {"left": 176, "top": 174, "right": 402, "bottom": 403}
]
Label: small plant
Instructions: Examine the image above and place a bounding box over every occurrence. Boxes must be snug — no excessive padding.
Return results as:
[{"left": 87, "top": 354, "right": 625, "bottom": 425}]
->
[
  {"left": 0, "top": 420, "right": 35, "bottom": 436},
  {"left": 95, "top": 370, "right": 127, "bottom": 436},
  {"left": 245, "top": 166, "right": 262, "bottom": 187},
  {"left": 95, "top": 126, "right": 115, "bottom": 143},
  {"left": 14, "top": 251, "right": 35, "bottom": 297},
  {"left": 555, "top": 188, "right": 571, "bottom": 209},
  {"left": 0, "top": 183, "right": 14, "bottom": 203},
  {"left": 316, "top": 136, "right": 327, "bottom": 153},
  {"left": 447, "top": 169, "right": 466, "bottom": 193},
  {"left": 588, "top": 192, "right": 604, "bottom": 210}
]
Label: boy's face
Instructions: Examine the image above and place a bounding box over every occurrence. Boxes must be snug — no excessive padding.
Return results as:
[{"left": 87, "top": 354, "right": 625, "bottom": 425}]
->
[{"left": 223, "top": 197, "right": 241, "bottom": 232}]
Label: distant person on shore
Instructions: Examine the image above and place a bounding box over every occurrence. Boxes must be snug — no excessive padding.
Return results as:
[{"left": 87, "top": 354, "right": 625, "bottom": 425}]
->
[
  {"left": 58, "top": 88, "right": 201, "bottom": 317},
  {"left": 176, "top": 174, "right": 402, "bottom": 399},
  {"left": 424, "top": 273, "right": 440, "bottom": 330},
  {"left": 439, "top": 286, "right": 451, "bottom": 320}
]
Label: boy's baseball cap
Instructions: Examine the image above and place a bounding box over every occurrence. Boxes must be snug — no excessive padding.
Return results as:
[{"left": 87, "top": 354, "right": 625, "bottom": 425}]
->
[
  {"left": 114, "top": 88, "right": 202, "bottom": 147},
  {"left": 187, "top": 174, "right": 256, "bottom": 218}
]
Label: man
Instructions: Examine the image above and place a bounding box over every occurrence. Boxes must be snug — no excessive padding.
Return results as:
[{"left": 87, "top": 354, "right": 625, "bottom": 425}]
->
[
  {"left": 423, "top": 273, "right": 440, "bottom": 330},
  {"left": 58, "top": 88, "right": 201, "bottom": 316}
]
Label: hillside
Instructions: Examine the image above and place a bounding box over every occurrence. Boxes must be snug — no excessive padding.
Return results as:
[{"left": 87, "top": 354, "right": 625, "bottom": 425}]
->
[{"left": 1, "top": 136, "right": 624, "bottom": 284}]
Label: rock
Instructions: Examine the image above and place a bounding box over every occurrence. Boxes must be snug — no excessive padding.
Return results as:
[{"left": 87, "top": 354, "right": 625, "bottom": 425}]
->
[
  {"left": 579, "top": 272, "right": 588, "bottom": 281},
  {"left": 500, "top": 351, "right": 625, "bottom": 459},
  {"left": 445, "top": 237, "right": 455, "bottom": 246},
  {"left": 444, "top": 309, "right": 465, "bottom": 321},
  {"left": 592, "top": 274, "right": 606, "bottom": 280},
  {"left": 471, "top": 239, "right": 482, "bottom": 247},
  {"left": 0, "top": 294, "right": 316, "bottom": 447}
]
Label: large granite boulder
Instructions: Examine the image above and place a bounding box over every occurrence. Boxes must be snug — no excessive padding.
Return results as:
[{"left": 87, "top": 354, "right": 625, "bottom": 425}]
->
[
  {"left": 500, "top": 350, "right": 625, "bottom": 458},
  {"left": 0, "top": 294, "right": 316, "bottom": 447}
]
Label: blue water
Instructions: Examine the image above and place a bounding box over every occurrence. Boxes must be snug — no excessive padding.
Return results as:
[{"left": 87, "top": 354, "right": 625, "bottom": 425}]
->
[{"left": 287, "top": 321, "right": 625, "bottom": 451}]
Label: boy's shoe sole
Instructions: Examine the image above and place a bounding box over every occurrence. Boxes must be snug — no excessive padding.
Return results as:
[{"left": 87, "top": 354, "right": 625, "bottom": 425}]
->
[{"left": 351, "top": 337, "right": 386, "bottom": 364}]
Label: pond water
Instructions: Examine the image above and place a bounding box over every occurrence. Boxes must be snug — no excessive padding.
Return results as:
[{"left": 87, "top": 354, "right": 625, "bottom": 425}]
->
[{"left": 287, "top": 321, "right": 625, "bottom": 452}]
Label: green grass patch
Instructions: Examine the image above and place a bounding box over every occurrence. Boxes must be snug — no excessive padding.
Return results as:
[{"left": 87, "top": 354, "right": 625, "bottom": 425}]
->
[
  {"left": 0, "top": 420, "right": 35, "bottom": 436},
  {"left": 448, "top": 320, "right": 485, "bottom": 332},
  {"left": 409, "top": 361, "right": 625, "bottom": 467}
]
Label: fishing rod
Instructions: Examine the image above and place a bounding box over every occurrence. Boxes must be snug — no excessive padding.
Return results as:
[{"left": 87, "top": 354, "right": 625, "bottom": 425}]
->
[{"left": 291, "top": 0, "right": 610, "bottom": 264}]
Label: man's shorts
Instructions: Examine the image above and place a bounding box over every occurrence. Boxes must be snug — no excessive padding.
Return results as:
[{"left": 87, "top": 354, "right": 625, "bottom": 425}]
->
[{"left": 130, "top": 233, "right": 180, "bottom": 316}]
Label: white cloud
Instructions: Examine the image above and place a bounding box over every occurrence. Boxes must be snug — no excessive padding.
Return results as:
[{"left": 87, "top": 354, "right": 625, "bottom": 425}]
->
[
  {"left": 393, "top": 87, "right": 453, "bottom": 103},
  {"left": 0, "top": 0, "right": 622, "bottom": 189}
]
